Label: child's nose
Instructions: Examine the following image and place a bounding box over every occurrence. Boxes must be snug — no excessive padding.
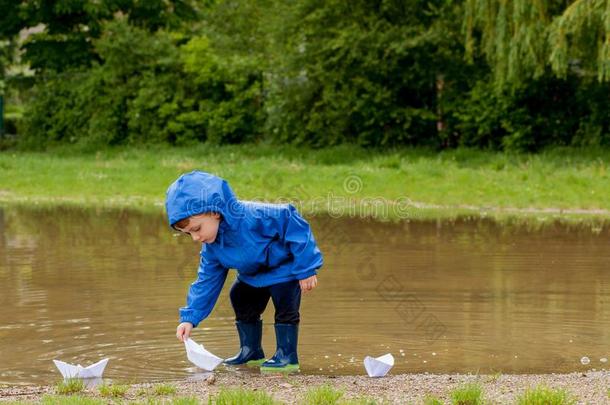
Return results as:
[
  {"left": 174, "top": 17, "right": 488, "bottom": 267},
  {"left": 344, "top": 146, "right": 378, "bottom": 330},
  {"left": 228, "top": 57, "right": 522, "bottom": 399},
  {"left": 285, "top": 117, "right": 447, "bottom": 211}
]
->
[{"left": 191, "top": 233, "right": 200, "bottom": 242}]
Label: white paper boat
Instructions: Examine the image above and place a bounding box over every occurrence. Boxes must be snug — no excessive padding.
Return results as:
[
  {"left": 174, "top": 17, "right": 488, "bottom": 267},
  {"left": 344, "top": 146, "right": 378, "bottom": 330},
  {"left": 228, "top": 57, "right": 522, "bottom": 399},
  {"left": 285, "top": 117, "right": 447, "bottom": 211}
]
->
[
  {"left": 184, "top": 338, "right": 223, "bottom": 371},
  {"left": 363, "top": 353, "right": 394, "bottom": 377},
  {"left": 53, "top": 358, "right": 109, "bottom": 379}
]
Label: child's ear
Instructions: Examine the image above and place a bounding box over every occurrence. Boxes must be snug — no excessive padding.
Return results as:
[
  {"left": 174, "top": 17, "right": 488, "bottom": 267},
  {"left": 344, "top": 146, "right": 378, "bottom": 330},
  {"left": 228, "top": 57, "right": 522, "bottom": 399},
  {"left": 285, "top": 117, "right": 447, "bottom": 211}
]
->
[{"left": 212, "top": 212, "right": 221, "bottom": 219}]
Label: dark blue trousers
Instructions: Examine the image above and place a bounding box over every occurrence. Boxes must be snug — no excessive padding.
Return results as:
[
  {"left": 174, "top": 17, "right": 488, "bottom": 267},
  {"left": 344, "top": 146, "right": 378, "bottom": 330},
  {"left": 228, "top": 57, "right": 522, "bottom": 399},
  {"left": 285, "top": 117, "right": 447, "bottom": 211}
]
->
[{"left": 230, "top": 279, "right": 301, "bottom": 325}]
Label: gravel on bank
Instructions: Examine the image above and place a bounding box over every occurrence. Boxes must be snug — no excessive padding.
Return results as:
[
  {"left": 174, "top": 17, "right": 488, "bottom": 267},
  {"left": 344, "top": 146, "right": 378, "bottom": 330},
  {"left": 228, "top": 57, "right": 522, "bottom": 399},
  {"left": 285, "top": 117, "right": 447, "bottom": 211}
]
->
[{"left": 1, "top": 371, "right": 610, "bottom": 404}]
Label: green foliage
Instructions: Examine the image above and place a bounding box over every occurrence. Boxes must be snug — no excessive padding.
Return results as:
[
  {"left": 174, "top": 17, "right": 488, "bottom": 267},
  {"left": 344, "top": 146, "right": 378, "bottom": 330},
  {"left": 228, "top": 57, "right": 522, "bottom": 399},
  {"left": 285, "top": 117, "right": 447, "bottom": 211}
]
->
[
  {"left": 180, "top": 36, "right": 264, "bottom": 144},
  {"left": 20, "top": 19, "right": 263, "bottom": 148},
  {"left": 23, "top": 33, "right": 94, "bottom": 73},
  {"left": 42, "top": 395, "right": 104, "bottom": 405},
  {"left": 302, "top": 384, "right": 344, "bottom": 405},
  {"left": 423, "top": 394, "right": 445, "bottom": 405},
  {"left": 7, "top": 0, "right": 610, "bottom": 151},
  {"left": 54, "top": 379, "right": 85, "bottom": 395},
  {"left": 449, "top": 75, "right": 610, "bottom": 151},
  {"left": 0, "top": 0, "right": 21, "bottom": 92},
  {"left": 94, "top": 19, "right": 189, "bottom": 145},
  {"left": 19, "top": 0, "right": 202, "bottom": 73},
  {"left": 0, "top": 0, "right": 22, "bottom": 39},
  {"left": 3, "top": 103, "right": 23, "bottom": 137},
  {"left": 153, "top": 383, "right": 177, "bottom": 395},
  {"left": 515, "top": 385, "right": 576, "bottom": 405},
  {"left": 210, "top": 387, "right": 278, "bottom": 405},
  {"left": 169, "top": 397, "right": 201, "bottom": 405},
  {"left": 464, "top": 0, "right": 610, "bottom": 86},
  {"left": 98, "top": 382, "right": 129, "bottom": 398},
  {"left": 449, "top": 383, "right": 484, "bottom": 405},
  {"left": 548, "top": 0, "right": 610, "bottom": 81},
  {"left": 264, "top": 0, "right": 457, "bottom": 147}
]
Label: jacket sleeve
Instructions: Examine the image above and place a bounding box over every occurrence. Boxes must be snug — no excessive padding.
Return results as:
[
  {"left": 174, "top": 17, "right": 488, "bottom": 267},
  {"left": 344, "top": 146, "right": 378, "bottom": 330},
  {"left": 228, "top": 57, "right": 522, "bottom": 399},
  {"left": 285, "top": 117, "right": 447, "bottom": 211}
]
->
[
  {"left": 283, "top": 205, "right": 324, "bottom": 280},
  {"left": 179, "top": 248, "right": 228, "bottom": 327}
]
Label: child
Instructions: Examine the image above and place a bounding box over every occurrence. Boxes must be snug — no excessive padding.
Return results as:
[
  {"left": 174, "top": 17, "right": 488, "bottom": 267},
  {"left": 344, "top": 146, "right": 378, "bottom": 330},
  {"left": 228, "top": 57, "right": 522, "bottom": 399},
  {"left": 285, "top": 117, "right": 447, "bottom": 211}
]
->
[{"left": 165, "top": 170, "right": 323, "bottom": 371}]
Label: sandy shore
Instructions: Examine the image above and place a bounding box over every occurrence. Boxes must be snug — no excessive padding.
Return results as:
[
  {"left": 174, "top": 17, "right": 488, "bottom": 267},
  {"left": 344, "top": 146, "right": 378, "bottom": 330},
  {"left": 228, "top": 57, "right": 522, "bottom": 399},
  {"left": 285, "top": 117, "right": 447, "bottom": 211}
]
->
[{"left": 2, "top": 371, "right": 610, "bottom": 404}]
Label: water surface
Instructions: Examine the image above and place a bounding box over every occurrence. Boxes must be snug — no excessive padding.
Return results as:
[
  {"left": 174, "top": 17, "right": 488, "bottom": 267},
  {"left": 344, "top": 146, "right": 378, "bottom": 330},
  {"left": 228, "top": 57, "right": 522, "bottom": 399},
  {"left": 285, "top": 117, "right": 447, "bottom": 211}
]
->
[{"left": 1, "top": 206, "right": 609, "bottom": 385}]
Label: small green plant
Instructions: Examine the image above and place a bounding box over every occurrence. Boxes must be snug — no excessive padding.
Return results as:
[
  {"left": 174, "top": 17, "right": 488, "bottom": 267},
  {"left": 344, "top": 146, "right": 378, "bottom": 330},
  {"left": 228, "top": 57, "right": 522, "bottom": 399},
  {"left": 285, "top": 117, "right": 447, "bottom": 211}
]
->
[
  {"left": 210, "top": 388, "right": 278, "bottom": 404},
  {"left": 423, "top": 394, "right": 445, "bottom": 405},
  {"left": 153, "top": 383, "right": 177, "bottom": 396},
  {"left": 41, "top": 395, "right": 104, "bottom": 404},
  {"left": 55, "top": 379, "right": 85, "bottom": 395},
  {"left": 516, "top": 385, "right": 577, "bottom": 405},
  {"left": 342, "top": 397, "right": 380, "bottom": 405},
  {"left": 170, "top": 397, "right": 201, "bottom": 405},
  {"left": 485, "top": 371, "right": 502, "bottom": 383},
  {"left": 449, "top": 383, "right": 484, "bottom": 405},
  {"left": 303, "top": 384, "right": 344, "bottom": 405},
  {"left": 3, "top": 400, "right": 34, "bottom": 405},
  {"left": 98, "top": 382, "right": 129, "bottom": 398}
]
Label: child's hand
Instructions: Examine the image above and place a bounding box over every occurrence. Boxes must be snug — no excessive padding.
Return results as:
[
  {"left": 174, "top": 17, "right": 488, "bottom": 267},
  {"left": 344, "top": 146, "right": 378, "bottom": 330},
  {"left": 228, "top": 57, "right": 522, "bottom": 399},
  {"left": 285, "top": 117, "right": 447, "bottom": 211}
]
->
[
  {"left": 176, "top": 322, "right": 193, "bottom": 342},
  {"left": 299, "top": 275, "right": 318, "bottom": 293}
]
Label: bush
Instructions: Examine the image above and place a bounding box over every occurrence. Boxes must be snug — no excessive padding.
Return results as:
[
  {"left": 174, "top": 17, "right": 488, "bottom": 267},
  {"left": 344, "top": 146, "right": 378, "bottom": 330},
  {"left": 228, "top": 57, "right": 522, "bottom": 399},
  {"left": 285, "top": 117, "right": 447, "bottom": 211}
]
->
[
  {"left": 264, "top": 0, "right": 449, "bottom": 148},
  {"left": 450, "top": 75, "right": 610, "bottom": 151},
  {"left": 13, "top": 1, "right": 610, "bottom": 151},
  {"left": 19, "top": 19, "right": 264, "bottom": 149}
]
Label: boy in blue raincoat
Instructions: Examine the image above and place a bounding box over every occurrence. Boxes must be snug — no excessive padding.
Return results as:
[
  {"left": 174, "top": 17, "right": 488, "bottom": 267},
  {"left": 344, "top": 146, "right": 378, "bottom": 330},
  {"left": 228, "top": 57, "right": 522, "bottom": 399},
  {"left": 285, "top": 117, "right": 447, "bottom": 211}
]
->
[{"left": 165, "top": 171, "right": 323, "bottom": 371}]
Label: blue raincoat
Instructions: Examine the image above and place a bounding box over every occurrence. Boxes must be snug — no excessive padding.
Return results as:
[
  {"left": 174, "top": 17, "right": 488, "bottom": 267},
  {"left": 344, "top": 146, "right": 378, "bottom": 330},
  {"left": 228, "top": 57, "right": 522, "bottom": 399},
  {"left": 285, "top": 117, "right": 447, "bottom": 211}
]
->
[{"left": 165, "top": 171, "right": 323, "bottom": 327}]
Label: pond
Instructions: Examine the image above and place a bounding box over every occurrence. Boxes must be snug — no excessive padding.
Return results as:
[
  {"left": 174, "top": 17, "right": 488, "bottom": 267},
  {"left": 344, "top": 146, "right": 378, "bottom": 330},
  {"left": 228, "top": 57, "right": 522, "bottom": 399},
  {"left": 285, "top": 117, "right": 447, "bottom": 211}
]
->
[{"left": 1, "top": 206, "right": 609, "bottom": 385}]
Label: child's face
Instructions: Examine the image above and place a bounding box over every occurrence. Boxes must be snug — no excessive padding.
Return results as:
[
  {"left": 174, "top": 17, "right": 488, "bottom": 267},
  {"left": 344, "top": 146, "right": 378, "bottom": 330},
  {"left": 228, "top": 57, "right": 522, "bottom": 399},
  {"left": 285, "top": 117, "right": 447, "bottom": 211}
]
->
[{"left": 176, "top": 213, "right": 221, "bottom": 244}]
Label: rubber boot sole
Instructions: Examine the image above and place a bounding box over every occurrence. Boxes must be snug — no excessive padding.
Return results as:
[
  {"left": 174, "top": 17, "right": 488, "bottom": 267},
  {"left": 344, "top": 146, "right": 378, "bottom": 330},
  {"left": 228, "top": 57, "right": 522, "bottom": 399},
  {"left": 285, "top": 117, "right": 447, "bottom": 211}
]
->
[
  {"left": 260, "top": 363, "right": 300, "bottom": 372},
  {"left": 246, "top": 358, "right": 266, "bottom": 366},
  {"left": 224, "top": 358, "right": 266, "bottom": 367}
]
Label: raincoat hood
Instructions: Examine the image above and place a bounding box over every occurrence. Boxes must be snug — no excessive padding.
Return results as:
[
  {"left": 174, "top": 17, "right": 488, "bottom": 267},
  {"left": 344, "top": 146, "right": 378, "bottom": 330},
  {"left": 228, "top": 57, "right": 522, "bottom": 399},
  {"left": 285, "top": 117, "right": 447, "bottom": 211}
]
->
[{"left": 165, "top": 171, "right": 244, "bottom": 230}]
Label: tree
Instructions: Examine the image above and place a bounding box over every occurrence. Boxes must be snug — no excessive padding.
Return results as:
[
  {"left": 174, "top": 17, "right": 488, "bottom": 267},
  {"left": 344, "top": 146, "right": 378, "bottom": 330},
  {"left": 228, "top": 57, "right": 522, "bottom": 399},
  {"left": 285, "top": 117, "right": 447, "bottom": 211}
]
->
[
  {"left": 464, "top": 0, "right": 610, "bottom": 86},
  {"left": 262, "top": 0, "right": 465, "bottom": 147},
  {"left": 19, "top": 0, "right": 203, "bottom": 72},
  {"left": 0, "top": 0, "right": 24, "bottom": 94}
]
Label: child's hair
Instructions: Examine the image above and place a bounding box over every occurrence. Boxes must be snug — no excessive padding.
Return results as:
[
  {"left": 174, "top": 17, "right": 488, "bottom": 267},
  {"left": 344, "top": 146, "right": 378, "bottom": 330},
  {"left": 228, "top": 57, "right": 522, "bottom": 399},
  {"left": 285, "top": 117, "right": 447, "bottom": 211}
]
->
[
  {"left": 172, "top": 212, "right": 221, "bottom": 230},
  {"left": 173, "top": 217, "right": 191, "bottom": 230}
]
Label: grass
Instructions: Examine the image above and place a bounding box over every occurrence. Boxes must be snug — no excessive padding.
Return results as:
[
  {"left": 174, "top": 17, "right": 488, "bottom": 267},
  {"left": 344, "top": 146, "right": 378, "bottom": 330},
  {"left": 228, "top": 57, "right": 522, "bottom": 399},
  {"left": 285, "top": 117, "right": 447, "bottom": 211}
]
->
[
  {"left": 98, "top": 382, "right": 129, "bottom": 398},
  {"left": 169, "top": 398, "right": 201, "bottom": 405},
  {"left": 5, "top": 395, "right": 202, "bottom": 405},
  {"left": 423, "top": 395, "right": 444, "bottom": 405},
  {"left": 152, "top": 383, "right": 177, "bottom": 396},
  {"left": 302, "top": 385, "right": 344, "bottom": 404},
  {"left": 515, "top": 385, "right": 576, "bottom": 405},
  {"left": 300, "top": 384, "right": 379, "bottom": 405},
  {"left": 0, "top": 144, "right": 609, "bottom": 225},
  {"left": 55, "top": 379, "right": 85, "bottom": 395},
  {"left": 485, "top": 371, "right": 502, "bottom": 383},
  {"left": 210, "top": 388, "right": 279, "bottom": 404},
  {"left": 0, "top": 383, "right": 585, "bottom": 405},
  {"left": 449, "top": 383, "right": 484, "bottom": 405},
  {"left": 43, "top": 395, "right": 104, "bottom": 405}
]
